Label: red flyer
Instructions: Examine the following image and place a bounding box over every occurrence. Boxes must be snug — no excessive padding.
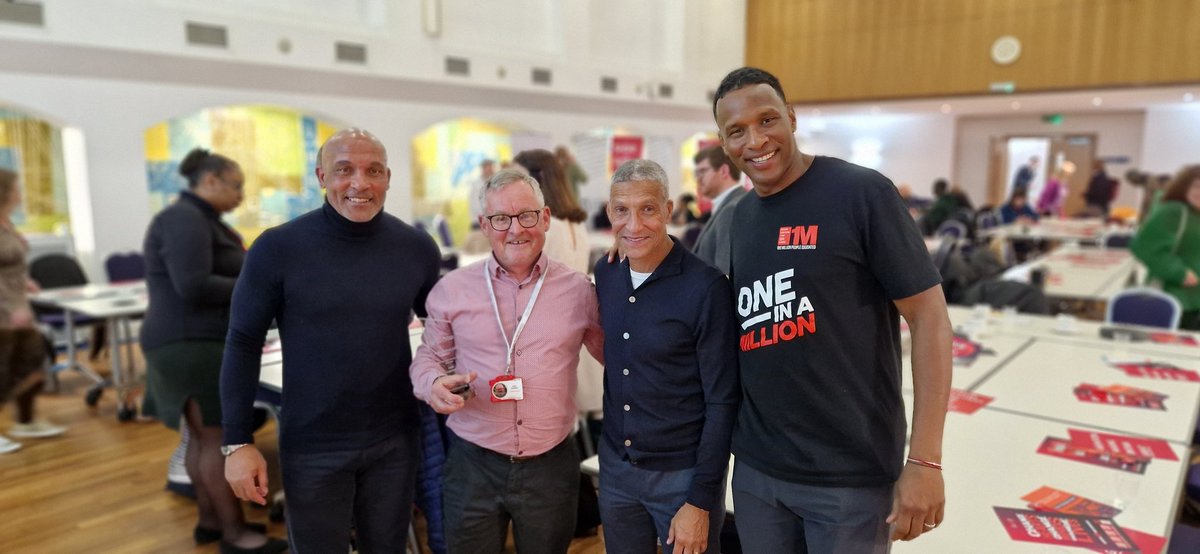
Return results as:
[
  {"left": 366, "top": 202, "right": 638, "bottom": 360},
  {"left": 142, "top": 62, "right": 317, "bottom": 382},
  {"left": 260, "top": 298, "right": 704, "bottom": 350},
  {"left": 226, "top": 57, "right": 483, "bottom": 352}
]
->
[
  {"left": 1037, "top": 437, "right": 1149, "bottom": 474},
  {"left": 1146, "top": 332, "right": 1198, "bottom": 347},
  {"left": 1066, "top": 429, "right": 1178, "bottom": 462},
  {"left": 947, "top": 389, "right": 992, "bottom": 414},
  {"left": 1022, "top": 486, "right": 1121, "bottom": 518},
  {"left": 952, "top": 334, "right": 994, "bottom": 366},
  {"left": 993, "top": 507, "right": 1137, "bottom": 551},
  {"left": 1073, "top": 383, "right": 1167, "bottom": 410},
  {"left": 1108, "top": 360, "right": 1200, "bottom": 382},
  {"left": 1090, "top": 527, "right": 1166, "bottom": 554}
]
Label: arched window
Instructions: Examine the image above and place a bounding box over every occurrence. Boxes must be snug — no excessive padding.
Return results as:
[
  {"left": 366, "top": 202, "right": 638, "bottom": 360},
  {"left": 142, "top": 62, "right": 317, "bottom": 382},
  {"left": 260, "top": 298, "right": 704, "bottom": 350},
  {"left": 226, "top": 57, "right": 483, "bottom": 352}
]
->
[
  {"left": 144, "top": 105, "right": 341, "bottom": 244},
  {"left": 0, "top": 107, "right": 69, "bottom": 234}
]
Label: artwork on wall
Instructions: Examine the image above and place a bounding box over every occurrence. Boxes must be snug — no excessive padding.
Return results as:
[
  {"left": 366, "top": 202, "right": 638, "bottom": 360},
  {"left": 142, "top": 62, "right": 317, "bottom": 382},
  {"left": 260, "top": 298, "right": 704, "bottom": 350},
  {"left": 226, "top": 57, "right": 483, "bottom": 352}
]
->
[{"left": 0, "top": 108, "right": 69, "bottom": 234}]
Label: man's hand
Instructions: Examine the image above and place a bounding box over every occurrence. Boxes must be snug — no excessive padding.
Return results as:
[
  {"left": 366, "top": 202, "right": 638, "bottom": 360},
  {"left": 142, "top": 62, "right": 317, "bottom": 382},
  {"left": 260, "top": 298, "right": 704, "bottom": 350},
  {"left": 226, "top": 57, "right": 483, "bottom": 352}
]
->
[
  {"left": 429, "top": 372, "right": 477, "bottom": 414},
  {"left": 1183, "top": 269, "right": 1198, "bottom": 288},
  {"left": 225, "top": 445, "right": 269, "bottom": 506},
  {"left": 666, "top": 502, "right": 710, "bottom": 554},
  {"left": 604, "top": 235, "right": 623, "bottom": 264},
  {"left": 887, "top": 463, "right": 945, "bottom": 541}
]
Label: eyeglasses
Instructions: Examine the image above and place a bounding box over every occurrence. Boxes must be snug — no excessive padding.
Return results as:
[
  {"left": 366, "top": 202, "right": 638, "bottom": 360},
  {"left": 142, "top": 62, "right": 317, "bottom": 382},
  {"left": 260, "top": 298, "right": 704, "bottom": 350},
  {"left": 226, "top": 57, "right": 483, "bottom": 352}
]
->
[{"left": 485, "top": 209, "right": 541, "bottom": 232}]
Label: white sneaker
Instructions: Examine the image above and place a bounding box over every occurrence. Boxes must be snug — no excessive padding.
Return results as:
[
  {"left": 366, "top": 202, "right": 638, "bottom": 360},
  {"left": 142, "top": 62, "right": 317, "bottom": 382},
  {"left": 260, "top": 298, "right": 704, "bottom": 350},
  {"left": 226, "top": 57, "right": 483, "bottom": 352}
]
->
[
  {"left": 8, "top": 419, "right": 67, "bottom": 438},
  {"left": 0, "top": 434, "right": 21, "bottom": 454}
]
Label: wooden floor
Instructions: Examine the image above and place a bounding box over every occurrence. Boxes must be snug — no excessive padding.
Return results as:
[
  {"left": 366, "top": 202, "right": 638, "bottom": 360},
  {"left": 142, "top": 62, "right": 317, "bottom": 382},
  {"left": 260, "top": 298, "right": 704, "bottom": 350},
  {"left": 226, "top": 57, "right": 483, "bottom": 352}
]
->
[{"left": 0, "top": 355, "right": 607, "bottom": 554}]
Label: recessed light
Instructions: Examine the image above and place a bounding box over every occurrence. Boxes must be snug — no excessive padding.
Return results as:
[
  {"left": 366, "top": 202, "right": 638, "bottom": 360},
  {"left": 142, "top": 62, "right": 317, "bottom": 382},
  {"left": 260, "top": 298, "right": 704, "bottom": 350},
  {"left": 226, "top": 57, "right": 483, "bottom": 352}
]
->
[
  {"left": 1185, "top": 93, "right": 1195, "bottom": 102},
  {"left": 1011, "top": 101, "right": 1021, "bottom": 110},
  {"left": 940, "top": 103, "right": 952, "bottom": 114},
  {"left": 1092, "top": 97, "right": 1103, "bottom": 106}
]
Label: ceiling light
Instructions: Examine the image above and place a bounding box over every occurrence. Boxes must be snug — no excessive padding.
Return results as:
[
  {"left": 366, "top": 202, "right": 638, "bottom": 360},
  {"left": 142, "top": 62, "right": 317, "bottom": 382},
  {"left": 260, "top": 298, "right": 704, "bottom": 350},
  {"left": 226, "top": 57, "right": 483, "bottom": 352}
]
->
[
  {"left": 940, "top": 103, "right": 952, "bottom": 114},
  {"left": 1092, "top": 97, "right": 1103, "bottom": 107}
]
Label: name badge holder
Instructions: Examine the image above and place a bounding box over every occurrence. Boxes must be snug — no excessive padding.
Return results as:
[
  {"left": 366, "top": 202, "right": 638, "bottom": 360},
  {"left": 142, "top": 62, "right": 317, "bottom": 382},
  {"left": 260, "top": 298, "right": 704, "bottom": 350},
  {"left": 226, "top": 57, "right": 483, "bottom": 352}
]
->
[{"left": 484, "top": 260, "right": 547, "bottom": 403}]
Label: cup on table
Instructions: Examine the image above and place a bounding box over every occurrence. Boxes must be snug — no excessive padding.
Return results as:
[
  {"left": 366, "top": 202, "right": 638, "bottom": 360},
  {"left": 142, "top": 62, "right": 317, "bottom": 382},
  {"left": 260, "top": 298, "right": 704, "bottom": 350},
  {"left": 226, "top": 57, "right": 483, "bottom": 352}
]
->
[
  {"left": 1110, "top": 328, "right": 1134, "bottom": 358},
  {"left": 972, "top": 303, "right": 991, "bottom": 321},
  {"left": 1053, "top": 313, "right": 1078, "bottom": 334},
  {"left": 1001, "top": 306, "right": 1019, "bottom": 331}
]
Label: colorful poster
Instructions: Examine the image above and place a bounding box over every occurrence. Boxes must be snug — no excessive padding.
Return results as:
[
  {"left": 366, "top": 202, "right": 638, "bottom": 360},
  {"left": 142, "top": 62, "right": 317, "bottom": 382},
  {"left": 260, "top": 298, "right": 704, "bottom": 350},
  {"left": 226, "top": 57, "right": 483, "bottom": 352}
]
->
[
  {"left": 993, "top": 507, "right": 1137, "bottom": 551},
  {"left": 1066, "top": 429, "right": 1178, "bottom": 462},
  {"left": 1093, "top": 527, "right": 1165, "bottom": 554},
  {"left": 1021, "top": 486, "right": 1121, "bottom": 518},
  {"left": 951, "top": 334, "right": 994, "bottom": 366},
  {"left": 1074, "top": 383, "right": 1167, "bottom": 410},
  {"left": 1107, "top": 360, "right": 1200, "bottom": 382},
  {"left": 609, "top": 135, "right": 644, "bottom": 173},
  {"left": 947, "top": 389, "right": 992, "bottom": 414},
  {"left": 1036, "top": 437, "right": 1149, "bottom": 474}
]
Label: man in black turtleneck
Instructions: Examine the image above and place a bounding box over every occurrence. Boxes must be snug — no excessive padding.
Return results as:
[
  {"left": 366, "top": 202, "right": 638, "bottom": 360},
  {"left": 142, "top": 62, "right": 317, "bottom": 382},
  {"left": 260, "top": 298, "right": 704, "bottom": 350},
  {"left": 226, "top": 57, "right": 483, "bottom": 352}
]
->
[{"left": 219, "top": 128, "right": 441, "bottom": 552}]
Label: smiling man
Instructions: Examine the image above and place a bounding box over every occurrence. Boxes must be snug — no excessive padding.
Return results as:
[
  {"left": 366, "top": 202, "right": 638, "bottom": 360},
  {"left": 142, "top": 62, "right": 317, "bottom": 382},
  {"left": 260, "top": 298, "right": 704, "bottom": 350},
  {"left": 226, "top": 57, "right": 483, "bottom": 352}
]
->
[
  {"left": 219, "top": 128, "right": 442, "bottom": 552},
  {"left": 713, "top": 67, "right": 952, "bottom": 553},
  {"left": 592, "top": 159, "right": 739, "bottom": 554},
  {"left": 411, "top": 169, "right": 603, "bottom": 554}
]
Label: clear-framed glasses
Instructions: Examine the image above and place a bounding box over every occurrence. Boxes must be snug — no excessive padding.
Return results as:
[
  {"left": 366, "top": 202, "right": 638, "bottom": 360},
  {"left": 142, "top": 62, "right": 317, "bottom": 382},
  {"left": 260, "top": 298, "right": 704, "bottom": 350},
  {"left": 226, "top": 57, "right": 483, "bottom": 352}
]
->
[{"left": 486, "top": 209, "right": 541, "bottom": 232}]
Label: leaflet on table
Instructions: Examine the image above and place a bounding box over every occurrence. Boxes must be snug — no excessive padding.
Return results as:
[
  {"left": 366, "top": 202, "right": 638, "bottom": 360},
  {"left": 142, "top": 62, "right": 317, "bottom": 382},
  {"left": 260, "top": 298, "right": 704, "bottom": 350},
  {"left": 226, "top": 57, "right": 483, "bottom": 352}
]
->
[
  {"left": 1074, "top": 383, "right": 1167, "bottom": 410},
  {"left": 1022, "top": 486, "right": 1121, "bottom": 518},
  {"left": 947, "top": 389, "right": 992, "bottom": 414},
  {"left": 1099, "top": 326, "right": 1200, "bottom": 347},
  {"left": 1105, "top": 359, "right": 1200, "bottom": 382},
  {"left": 1090, "top": 527, "right": 1166, "bottom": 554},
  {"left": 992, "top": 507, "right": 1137, "bottom": 551},
  {"left": 951, "top": 334, "right": 994, "bottom": 366},
  {"left": 1066, "top": 428, "right": 1178, "bottom": 462},
  {"left": 1036, "top": 437, "right": 1149, "bottom": 474}
]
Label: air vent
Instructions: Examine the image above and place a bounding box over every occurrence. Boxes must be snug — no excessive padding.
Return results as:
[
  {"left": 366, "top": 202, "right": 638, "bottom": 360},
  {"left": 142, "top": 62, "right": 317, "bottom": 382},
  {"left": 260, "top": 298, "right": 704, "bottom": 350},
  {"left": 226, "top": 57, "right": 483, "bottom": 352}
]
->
[
  {"left": 185, "top": 22, "right": 228, "bottom": 48},
  {"left": 657, "top": 83, "right": 674, "bottom": 99},
  {"left": 445, "top": 56, "right": 470, "bottom": 76},
  {"left": 531, "top": 68, "right": 552, "bottom": 86},
  {"left": 335, "top": 42, "right": 367, "bottom": 64},
  {"left": 600, "top": 77, "right": 618, "bottom": 93},
  {"left": 0, "top": 1, "right": 43, "bottom": 26}
]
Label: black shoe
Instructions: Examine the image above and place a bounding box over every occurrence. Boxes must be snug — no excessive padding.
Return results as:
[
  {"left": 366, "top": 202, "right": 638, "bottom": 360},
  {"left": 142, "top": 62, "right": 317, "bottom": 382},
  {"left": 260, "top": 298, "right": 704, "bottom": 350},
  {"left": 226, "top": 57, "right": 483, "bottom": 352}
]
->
[
  {"left": 218, "top": 537, "right": 288, "bottom": 554},
  {"left": 194, "top": 522, "right": 269, "bottom": 545}
]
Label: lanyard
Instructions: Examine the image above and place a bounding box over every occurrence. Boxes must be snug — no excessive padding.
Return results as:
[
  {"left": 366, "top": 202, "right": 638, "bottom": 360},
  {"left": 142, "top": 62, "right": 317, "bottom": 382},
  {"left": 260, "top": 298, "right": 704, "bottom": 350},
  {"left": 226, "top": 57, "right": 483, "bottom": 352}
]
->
[{"left": 484, "top": 258, "right": 548, "bottom": 375}]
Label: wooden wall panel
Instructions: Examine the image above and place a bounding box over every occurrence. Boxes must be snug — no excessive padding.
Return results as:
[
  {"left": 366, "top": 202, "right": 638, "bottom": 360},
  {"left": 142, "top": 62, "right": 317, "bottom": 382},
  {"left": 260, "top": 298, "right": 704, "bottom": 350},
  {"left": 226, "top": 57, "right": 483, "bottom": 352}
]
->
[{"left": 745, "top": 0, "right": 1200, "bottom": 103}]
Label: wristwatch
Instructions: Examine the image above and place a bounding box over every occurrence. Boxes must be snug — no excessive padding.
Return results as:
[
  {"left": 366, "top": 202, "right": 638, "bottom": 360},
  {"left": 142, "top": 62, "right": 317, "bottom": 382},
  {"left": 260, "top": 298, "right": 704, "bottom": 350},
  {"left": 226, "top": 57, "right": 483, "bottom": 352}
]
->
[{"left": 221, "top": 443, "right": 250, "bottom": 457}]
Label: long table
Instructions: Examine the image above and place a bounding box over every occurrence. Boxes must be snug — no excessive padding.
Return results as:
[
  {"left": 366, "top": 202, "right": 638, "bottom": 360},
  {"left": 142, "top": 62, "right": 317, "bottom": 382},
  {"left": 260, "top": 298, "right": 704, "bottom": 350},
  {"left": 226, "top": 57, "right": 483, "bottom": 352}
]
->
[{"left": 982, "top": 217, "right": 1112, "bottom": 243}]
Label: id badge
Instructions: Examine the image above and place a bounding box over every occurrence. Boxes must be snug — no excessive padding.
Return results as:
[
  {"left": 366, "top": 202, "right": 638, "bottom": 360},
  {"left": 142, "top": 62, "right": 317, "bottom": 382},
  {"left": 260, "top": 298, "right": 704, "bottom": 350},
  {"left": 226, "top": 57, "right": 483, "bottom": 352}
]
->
[{"left": 489, "top": 375, "right": 524, "bottom": 403}]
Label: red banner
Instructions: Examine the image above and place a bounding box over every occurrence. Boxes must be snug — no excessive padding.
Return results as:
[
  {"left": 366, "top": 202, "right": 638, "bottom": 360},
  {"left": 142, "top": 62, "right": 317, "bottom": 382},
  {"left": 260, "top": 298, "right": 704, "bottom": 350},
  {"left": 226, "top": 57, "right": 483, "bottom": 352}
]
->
[{"left": 610, "top": 136, "right": 645, "bottom": 174}]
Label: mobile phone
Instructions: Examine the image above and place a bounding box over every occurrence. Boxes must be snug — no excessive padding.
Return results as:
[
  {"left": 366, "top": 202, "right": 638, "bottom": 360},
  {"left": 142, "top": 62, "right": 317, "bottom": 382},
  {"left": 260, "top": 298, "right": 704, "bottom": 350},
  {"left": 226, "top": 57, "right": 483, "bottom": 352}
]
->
[{"left": 449, "top": 382, "right": 472, "bottom": 398}]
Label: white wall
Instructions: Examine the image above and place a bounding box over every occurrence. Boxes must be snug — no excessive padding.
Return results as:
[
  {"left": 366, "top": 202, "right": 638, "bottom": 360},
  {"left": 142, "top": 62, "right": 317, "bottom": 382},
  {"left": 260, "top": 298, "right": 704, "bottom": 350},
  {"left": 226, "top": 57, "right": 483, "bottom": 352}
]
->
[
  {"left": 955, "top": 112, "right": 1145, "bottom": 208},
  {"left": 797, "top": 113, "right": 957, "bottom": 193},
  {"left": 1140, "top": 105, "right": 1200, "bottom": 175}
]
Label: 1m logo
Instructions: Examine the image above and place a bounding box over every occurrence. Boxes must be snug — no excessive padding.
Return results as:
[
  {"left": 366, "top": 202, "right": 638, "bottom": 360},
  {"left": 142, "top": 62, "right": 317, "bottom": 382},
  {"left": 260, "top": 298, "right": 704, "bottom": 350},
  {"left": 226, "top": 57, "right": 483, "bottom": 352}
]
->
[{"left": 776, "top": 225, "right": 818, "bottom": 250}]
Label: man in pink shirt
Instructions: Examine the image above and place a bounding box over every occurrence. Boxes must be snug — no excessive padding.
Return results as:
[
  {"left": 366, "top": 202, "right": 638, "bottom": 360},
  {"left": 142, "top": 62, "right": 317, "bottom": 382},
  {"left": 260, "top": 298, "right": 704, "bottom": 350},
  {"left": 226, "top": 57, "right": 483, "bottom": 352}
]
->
[{"left": 411, "top": 168, "right": 604, "bottom": 554}]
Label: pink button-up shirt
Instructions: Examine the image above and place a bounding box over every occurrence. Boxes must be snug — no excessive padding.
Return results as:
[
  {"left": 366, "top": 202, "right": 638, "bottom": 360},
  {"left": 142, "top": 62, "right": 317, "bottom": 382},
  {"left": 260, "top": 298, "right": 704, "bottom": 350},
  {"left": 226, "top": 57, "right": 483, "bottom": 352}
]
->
[{"left": 411, "top": 253, "right": 604, "bottom": 457}]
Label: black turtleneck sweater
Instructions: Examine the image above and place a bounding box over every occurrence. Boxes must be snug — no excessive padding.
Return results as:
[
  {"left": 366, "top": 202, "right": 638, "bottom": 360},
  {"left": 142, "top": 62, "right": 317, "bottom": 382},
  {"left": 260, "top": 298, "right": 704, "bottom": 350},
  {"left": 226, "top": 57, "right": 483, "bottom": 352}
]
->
[{"left": 220, "top": 202, "right": 441, "bottom": 452}]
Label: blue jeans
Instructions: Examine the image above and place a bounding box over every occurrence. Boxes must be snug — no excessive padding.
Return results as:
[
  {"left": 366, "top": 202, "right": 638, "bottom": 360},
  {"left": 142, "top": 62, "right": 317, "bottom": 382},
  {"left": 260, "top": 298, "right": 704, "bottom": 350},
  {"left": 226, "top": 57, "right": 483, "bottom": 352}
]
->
[
  {"left": 442, "top": 433, "right": 580, "bottom": 554},
  {"left": 732, "top": 461, "right": 893, "bottom": 554},
  {"left": 280, "top": 430, "right": 420, "bottom": 554},
  {"left": 598, "top": 440, "right": 725, "bottom": 554}
]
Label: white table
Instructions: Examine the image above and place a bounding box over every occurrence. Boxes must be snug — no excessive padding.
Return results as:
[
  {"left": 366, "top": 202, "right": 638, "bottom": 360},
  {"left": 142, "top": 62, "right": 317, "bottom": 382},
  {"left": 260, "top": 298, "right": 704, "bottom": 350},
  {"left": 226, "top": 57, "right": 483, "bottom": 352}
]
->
[
  {"left": 1002, "top": 246, "right": 1139, "bottom": 302},
  {"left": 982, "top": 217, "right": 1112, "bottom": 243},
  {"left": 30, "top": 281, "right": 147, "bottom": 417}
]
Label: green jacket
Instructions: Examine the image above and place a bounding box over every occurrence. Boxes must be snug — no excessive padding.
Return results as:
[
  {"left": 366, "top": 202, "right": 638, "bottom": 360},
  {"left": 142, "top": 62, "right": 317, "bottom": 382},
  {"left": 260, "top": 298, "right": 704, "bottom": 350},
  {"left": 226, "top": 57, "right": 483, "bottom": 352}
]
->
[{"left": 1131, "top": 201, "right": 1200, "bottom": 311}]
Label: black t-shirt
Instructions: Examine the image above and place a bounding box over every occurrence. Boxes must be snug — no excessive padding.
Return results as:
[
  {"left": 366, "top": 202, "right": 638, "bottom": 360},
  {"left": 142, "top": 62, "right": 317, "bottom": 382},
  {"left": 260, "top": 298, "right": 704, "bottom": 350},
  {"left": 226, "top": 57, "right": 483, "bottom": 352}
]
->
[{"left": 728, "top": 156, "right": 941, "bottom": 487}]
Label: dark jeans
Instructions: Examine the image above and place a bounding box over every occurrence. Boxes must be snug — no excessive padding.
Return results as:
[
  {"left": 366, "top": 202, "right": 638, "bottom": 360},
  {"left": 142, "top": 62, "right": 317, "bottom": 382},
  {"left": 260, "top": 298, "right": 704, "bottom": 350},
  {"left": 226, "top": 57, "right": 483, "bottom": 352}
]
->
[
  {"left": 442, "top": 433, "right": 579, "bottom": 554},
  {"left": 280, "top": 430, "right": 420, "bottom": 554},
  {"left": 732, "top": 461, "right": 893, "bottom": 554},
  {"left": 598, "top": 440, "right": 725, "bottom": 554}
]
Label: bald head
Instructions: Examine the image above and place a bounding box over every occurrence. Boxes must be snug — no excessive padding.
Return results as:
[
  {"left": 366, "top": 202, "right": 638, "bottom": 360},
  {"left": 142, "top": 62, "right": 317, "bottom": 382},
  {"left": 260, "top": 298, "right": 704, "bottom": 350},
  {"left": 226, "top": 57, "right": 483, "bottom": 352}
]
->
[
  {"left": 319, "top": 128, "right": 387, "bottom": 169},
  {"left": 316, "top": 128, "right": 391, "bottom": 222}
]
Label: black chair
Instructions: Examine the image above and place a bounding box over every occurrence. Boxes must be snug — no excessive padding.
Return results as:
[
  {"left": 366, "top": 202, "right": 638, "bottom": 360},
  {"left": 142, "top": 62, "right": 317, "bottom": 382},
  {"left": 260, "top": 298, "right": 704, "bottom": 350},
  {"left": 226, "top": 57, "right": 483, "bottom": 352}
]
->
[
  {"left": 104, "top": 251, "right": 145, "bottom": 282},
  {"left": 29, "top": 254, "right": 108, "bottom": 402}
]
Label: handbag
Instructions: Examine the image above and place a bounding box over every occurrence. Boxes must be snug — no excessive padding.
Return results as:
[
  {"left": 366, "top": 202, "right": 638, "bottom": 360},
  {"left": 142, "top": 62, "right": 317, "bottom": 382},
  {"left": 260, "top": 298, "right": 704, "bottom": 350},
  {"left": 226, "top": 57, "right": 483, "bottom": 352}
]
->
[{"left": 1144, "top": 203, "right": 1188, "bottom": 290}]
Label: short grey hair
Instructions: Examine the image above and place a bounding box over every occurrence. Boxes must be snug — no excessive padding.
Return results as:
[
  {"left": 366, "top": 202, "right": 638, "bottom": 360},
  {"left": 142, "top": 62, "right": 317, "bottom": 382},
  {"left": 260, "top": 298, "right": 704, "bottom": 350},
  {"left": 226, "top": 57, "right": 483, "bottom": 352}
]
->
[
  {"left": 611, "top": 159, "right": 669, "bottom": 201},
  {"left": 479, "top": 168, "right": 544, "bottom": 212}
]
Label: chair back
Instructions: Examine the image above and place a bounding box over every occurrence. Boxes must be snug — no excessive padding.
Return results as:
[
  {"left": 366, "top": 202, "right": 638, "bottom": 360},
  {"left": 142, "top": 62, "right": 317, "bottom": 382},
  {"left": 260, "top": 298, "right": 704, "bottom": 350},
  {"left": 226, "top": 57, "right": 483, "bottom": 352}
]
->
[
  {"left": 1106, "top": 287, "right": 1181, "bottom": 329},
  {"left": 1101, "top": 232, "right": 1133, "bottom": 249},
  {"left": 104, "top": 251, "right": 145, "bottom": 283},
  {"left": 931, "top": 237, "right": 957, "bottom": 275},
  {"left": 975, "top": 210, "right": 999, "bottom": 231},
  {"left": 434, "top": 215, "right": 454, "bottom": 248},
  {"left": 935, "top": 219, "right": 968, "bottom": 240},
  {"left": 30, "top": 254, "right": 89, "bottom": 289}
]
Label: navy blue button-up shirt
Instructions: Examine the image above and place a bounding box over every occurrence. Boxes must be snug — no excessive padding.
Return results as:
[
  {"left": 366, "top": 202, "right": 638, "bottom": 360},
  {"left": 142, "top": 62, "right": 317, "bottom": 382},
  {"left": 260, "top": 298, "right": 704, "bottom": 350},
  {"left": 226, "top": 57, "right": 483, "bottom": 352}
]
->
[{"left": 593, "top": 238, "right": 739, "bottom": 511}]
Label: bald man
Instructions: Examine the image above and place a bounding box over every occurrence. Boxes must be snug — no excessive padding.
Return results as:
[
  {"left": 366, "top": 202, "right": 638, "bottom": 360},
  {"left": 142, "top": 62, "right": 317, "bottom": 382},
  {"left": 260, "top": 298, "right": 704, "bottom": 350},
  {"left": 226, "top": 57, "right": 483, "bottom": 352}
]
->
[{"left": 220, "top": 129, "right": 441, "bottom": 552}]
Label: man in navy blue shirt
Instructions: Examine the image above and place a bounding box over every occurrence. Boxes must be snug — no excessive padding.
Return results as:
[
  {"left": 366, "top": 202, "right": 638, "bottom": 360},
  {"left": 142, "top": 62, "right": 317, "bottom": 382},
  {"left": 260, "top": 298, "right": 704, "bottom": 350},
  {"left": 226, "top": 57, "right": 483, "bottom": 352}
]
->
[{"left": 593, "top": 159, "right": 739, "bottom": 554}]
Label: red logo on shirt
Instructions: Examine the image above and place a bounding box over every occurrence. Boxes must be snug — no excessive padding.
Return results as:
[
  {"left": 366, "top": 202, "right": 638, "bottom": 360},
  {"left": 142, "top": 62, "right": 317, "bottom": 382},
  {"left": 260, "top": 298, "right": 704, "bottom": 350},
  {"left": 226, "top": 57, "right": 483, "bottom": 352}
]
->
[{"left": 776, "top": 225, "right": 818, "bottom": 250}]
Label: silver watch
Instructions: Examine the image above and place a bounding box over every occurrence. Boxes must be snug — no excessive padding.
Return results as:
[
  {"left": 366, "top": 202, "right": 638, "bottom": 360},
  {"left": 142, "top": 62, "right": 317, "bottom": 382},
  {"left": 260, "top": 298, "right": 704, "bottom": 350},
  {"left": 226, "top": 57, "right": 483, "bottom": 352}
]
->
[{"left": 221, "top": 443, "right": 250, "bottom": 457}]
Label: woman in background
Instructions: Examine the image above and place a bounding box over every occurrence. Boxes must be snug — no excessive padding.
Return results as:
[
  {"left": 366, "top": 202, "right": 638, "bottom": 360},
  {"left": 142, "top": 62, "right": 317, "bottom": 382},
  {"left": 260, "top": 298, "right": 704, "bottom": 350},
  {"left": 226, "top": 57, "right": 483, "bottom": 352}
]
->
[
  {"left": 1036, "top": 161, "right": 1075, "bottom": 217},
  {"left": 0, "top": 168, "right": 66, "bottom": 454},
  {"left": 999, "top": 189, "right": 1040, "bottom": 225},
  {"left": 1132, "top": 165, "right": 1200, "bottom": 330},
  {"left": 514, "top": 149, "right": 591, "bottom": 274},
  {"left": 141, "top": 148, "right": 286, "bottom": 553}
]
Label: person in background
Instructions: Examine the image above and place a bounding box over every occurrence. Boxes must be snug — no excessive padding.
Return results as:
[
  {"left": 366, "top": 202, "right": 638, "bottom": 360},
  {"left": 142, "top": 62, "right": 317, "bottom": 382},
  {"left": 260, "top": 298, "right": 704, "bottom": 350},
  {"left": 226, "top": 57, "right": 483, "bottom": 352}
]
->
[
  {"left": 671, "top": 193, "right": 701, "bottom": 226},
  {"left": 556, "top": 145, "right": 588, "bottom": 202},
  {"left": 1131, "top": 164, "right": 1200, "bottom": 330},
  {"left": 221, "top": 129, "right": 441, "bottom": 552},
  {"left": 692, "top": 145, "right": 747, "bottom": 274},
  {"left": 140, "top": 149, "right": 285, "bottom": 552},
  {"left": 594, "top": 159, "right": 739, "bottom": 554},
  {"left": 411, "top": 169, "right": 603, "bottom": 554},
  {"left": 919, "top": 178, "right": 953, "bottom": 235},
  {"left": 469, "top": 159, "right": 496, "bottom": 229},
  {"left": 713, "top": 66, "right": 950, "bottom": 552},
  {"left": 1012, "top": 156, "right": 1039, "bottom": 195},
  {"left": 999, "top": 189, "right": 1040, "bottom": 224},
  {"left": 0, "top": 168, "right": 66, "bottom": 455},
  {"left": 1084, "top": 160, "right": 1116, "bottom": 217},
  {"left": 1036, "top": 161, "right": 1075, "bottom": 217}
]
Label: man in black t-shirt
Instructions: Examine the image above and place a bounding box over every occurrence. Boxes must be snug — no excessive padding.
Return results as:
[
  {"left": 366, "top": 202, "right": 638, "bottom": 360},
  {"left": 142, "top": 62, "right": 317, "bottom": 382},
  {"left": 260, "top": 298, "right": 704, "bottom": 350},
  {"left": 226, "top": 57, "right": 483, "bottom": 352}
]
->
[{"left": 713, "top": 67, "right": 952, "bottom": 552}]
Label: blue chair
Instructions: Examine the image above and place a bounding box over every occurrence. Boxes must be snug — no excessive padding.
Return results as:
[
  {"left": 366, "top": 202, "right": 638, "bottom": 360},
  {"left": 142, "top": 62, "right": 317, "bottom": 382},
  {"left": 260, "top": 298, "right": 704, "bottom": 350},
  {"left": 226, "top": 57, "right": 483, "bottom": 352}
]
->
[
  {"left": 434, "top": 215, "right": 454, "bottom": 248},
  {"left": 931, "top": 237, "right": 957, "bottom": 275},
  {"left": 1106, "top": 287, "right": 1182, "bottom": 329},
  {"left": 29, "top": 254, "right": 108, "bottom": 402},
  {"left": 935, "top": 220, "right": 967, "bottom": 240},
  {"left": 1102, "top": 232, "right": 1133, "bottom": 249},
  {"left": 1168, "top": 522, "right": 1200, "bottom": 554},
  {"left": 103, "top": 251, "right": 145, "bottom": 283},
  {"left": 975, "top": 210, "right": 999, "bottom": 231}
]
